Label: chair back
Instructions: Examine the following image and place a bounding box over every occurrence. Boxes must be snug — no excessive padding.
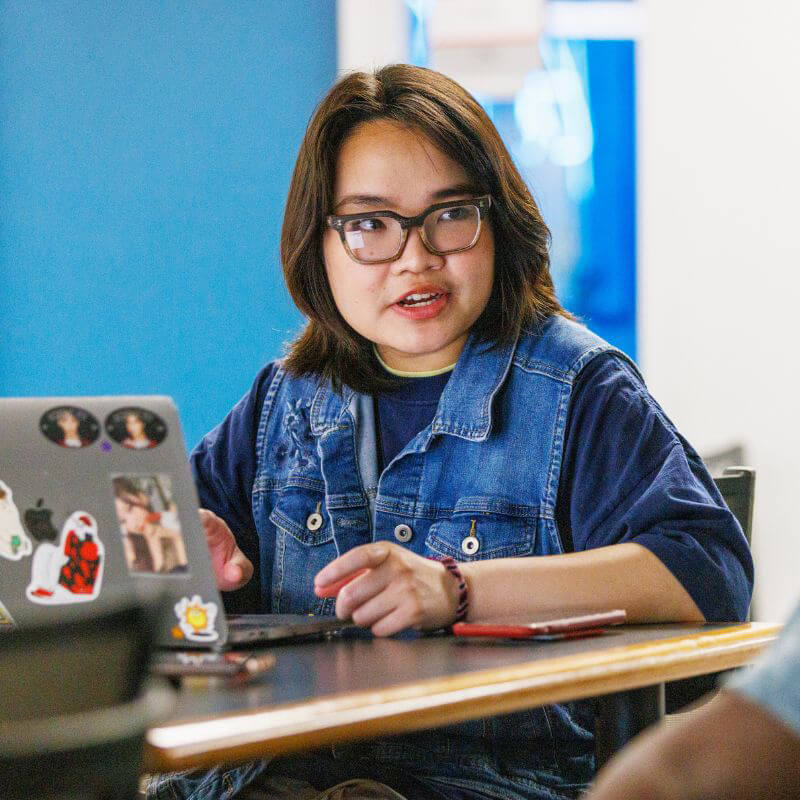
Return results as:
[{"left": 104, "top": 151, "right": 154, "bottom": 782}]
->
[
  {"left": 665, "top": 466, "right": 756, "bottom": 713},
  {"left": 714, "top": 466, "right": 755, "bottom": 545}
]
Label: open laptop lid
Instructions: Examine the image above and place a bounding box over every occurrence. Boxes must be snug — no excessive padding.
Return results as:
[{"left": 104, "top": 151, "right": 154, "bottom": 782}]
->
[{"left": 0, "top": 396, "right": 229, "bottom": 649}]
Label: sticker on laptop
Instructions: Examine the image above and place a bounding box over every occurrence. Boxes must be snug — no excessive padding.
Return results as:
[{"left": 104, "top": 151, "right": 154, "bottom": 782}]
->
[
  {"left": 173, "top": 595, "right": 219, "bottom": 643},
  {"left": 39, "top": 406, "right": 100, "bottom": 449},
  {"left": 105, "top": 407, "right": 167, "bottom": 450},
  {"left": 26, "top": 511, "right": 104, "bottom": 604},
  {"left": 111, "top": 473, "right": 189, "bottom": 575},
  {"left": 0, "top": 600, "right": 15, "bottom": 629},
  {"left": 0, "top": 480, "right": 34, "bottom": 561}
]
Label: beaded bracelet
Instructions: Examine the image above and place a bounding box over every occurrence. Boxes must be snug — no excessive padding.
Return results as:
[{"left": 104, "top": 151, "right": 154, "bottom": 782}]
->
[{"left": 436, "top": 555, "right": 469, "bottom": 624}]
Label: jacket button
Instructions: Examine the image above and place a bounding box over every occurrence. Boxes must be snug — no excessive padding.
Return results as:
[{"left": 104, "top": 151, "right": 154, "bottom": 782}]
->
[
  {"left": 393, "top": 524, "right": 413, "bottom": 543},
  {"left": 461, "top": 535, "right": 479, "bottom": 555},
  {"left": 306, "top": 503, "right": 323, "bottom": 531}
]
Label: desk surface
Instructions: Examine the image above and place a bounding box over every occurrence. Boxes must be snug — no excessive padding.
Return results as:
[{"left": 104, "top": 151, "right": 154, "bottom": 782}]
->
[{"left": 145, "top": 622, "right": 780, "bottom": 772}]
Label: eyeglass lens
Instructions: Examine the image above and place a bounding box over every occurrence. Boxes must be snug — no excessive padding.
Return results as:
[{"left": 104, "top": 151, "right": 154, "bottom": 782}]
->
[{"left": 342, "top": 203, "right": 481, "bottom": 262}]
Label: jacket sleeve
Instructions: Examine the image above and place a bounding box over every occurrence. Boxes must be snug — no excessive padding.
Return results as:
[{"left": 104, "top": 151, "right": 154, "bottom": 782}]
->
[
  {"left": 556, "top": 353, "right": 754, "bottom": 622},
  {"left": 189, "top": 362, "right": 279, "bottom": 613}
]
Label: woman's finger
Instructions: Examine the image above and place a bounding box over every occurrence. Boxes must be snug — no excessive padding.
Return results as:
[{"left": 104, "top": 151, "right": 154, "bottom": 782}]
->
[
  {"left": 346, "top": 584, "right": 403, "bottom": 630},
  {"left": 199, "top": 509, "right": 231, "bottom": 549},
  {"left": 335, "top": 566, "right": 392, "bottom": 619},
  {"left": 314, "top": 542, "right": 391, "bottom": 588},
  {"left": 370, "top": 605, "right": 417, "bottom": 638},
  {"left": 224, "top": 548, "right": 254, "bottom": 589},
  {"left": 199, "top": 508, "right": 253, "bottom": 591},
  {"left": 314, "top": 568, "right": 369, "bottom": 598}
]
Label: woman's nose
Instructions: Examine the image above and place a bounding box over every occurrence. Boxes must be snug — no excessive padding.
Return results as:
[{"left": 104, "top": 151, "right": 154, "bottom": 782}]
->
[{"left": 390, "top": 226, "right": 444, "bottom": 274}]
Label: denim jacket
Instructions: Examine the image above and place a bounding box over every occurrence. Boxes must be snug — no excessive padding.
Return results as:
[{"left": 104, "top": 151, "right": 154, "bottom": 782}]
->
[{"left": 151, "top": 315, "right": 646, "bottom": 800}]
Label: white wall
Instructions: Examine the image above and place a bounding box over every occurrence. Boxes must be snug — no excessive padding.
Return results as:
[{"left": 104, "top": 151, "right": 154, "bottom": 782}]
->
[
  {"left": 336, "top": 0, "right": 408, "bottom": 75},
  {"left": 637, "top": 1, "right": 800, "bottom": 621}
]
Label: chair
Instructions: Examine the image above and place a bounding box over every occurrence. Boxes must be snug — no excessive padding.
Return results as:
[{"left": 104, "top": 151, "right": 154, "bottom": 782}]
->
[
  {"left": 0, "top": 592, "right": 174, "bottom": 800},
  {"left": 596, "top": 467, "right": 757, "bottom": 766},
  {"left": 662, "top": 466, "right": 756, "bottom": 712},
  {"left": 713, "top": 466, "right": 755, "bottom": 546}
]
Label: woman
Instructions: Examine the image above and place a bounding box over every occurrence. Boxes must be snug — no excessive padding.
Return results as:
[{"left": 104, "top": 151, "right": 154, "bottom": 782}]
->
[{"left": 151, "top": 65, "right": 752, "bottom": 800}]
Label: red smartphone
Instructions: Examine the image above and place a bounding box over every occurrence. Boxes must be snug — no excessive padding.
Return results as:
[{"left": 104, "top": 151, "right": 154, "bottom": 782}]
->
[{"left": 452, "top": 609, "right": 626, "bottom": 640}]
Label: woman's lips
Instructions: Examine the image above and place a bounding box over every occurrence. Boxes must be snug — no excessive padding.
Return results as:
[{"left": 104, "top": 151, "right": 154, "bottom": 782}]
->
[{"left": 391, "top": 291, "right": 449, "bottom": 319}]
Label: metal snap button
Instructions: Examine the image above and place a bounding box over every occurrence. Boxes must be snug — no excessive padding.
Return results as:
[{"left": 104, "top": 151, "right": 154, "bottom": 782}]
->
[
  {"left": 393, "top": 523, "right": 413, "bottom": 543},
  {"left": 461, "top": 535, "right": 479, "bottom": 555},
  {"left": 461, "top": 519, "right": 479, "bottom": 555},
  {"left": 306, "top": 502, "right": 323, "bottom": 532}
]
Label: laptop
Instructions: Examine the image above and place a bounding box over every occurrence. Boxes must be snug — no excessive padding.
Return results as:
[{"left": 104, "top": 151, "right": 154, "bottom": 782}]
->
[{"left": 0, "top": 395, "right": 353, "bottom": 649}]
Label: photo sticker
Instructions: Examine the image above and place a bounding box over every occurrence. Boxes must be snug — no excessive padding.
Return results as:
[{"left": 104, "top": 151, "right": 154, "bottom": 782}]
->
[
  {"left": 105, "top": 407, "right": 167, "bottom": 450},
  {"left": 40, "top": 406, "right": 100, "bottom": 449},
  {"left": 27, "top": 511, "right": 104, "bottom": 605},
  {"left": 0, "top": 480, "right": 33, "bottom": 561},
  {"left": 111, "top": 474, "right": 189, "bottom": 575}
]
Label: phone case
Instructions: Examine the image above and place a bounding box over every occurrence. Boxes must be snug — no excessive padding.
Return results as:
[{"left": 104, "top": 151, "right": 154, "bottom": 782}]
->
[{"left": 452, "top": 609, "right": 626, "bottom": 639}]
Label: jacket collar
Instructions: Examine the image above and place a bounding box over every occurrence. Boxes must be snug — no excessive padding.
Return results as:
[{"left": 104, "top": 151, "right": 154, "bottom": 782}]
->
[
  {"left": 310, "top": 379, "right": 354, "bottom": 436},
  {"left": 432, "top": 332, "right": 515, "bottom": 442},
  {"left": 310, "top": 331, "right": 517, "bottom": 441}
]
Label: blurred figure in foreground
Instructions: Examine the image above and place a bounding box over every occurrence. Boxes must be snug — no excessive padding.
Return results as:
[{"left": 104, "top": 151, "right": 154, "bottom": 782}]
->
[{"left": 585, "top": 602, "right": 800, "bottom": 800}]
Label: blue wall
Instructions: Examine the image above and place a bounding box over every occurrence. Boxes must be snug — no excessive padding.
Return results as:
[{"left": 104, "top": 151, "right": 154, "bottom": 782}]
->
[{"left": 0, "top": 2, "right": 337, "bottom": 448}]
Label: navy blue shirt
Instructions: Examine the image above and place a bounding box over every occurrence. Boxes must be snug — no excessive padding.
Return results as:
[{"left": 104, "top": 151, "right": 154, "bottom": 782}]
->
[
  {"left": 191, "top": 352, "right": 754, "bottom": 622},
  {"left": 374, "top": 369, "right": 452, "bottom": 471}
]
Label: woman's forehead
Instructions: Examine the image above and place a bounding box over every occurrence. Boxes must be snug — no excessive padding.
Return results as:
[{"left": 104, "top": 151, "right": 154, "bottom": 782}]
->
[{"left": 333, "top": 120, "right": 471, "bottom": 211}]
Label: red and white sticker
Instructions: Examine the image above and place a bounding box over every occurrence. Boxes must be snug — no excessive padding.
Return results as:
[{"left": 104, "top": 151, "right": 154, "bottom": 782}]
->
[{"left": 26, "top": 511, "right": 104, "bottom": 605}]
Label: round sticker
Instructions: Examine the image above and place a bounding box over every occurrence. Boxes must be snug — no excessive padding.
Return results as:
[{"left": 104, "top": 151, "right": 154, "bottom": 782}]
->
[
  {"left": 105, "top": 407, "right": 168, "bottom": 450},
  {"left": 40, "top": 406, "right": 100, "bottom": 449}
]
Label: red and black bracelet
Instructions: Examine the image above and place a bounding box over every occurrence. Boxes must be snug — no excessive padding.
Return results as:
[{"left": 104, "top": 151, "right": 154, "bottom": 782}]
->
[{"left": 436, "top": 555, "right": 469, "bottom": 624}]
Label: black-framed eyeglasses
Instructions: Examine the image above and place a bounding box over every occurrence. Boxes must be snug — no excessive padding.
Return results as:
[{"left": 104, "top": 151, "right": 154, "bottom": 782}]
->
[{"left": 326, "top": 195, "right": 492, "bottom": 265}]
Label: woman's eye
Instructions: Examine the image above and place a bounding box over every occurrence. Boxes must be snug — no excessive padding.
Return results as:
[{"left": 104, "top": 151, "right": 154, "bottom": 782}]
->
[
  {"left": 439, "top": 206, "right": 470, "bottom": 222},
  {"left": 355, "top": 217, "right": 386, "bottom": 232}
]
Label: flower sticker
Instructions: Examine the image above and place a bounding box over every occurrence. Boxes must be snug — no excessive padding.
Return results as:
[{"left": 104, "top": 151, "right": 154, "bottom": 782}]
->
[{"left": 173, "top": 594, "right": 219, "bottom": 642}]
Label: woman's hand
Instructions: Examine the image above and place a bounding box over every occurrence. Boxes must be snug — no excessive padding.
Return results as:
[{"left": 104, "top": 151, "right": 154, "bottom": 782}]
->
[
  {"left": 199, "top": 508, "right": 253, "bottom": 591},
  {"left": 314, "top": 542, "right": 460, "bottom": 636}
]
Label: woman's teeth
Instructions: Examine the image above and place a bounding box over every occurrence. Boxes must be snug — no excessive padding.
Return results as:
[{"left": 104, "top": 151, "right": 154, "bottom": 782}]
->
[{"left": 399, "top": 292, "right": 442, "bottom": 306}]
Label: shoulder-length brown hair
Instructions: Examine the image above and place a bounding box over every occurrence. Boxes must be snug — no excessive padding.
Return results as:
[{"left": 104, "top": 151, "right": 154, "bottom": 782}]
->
[{"left": 281, "top": 64, "right": 566, "bottom": 394}]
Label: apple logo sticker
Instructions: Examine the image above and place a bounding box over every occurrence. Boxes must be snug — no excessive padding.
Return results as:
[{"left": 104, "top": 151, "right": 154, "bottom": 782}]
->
[{"left": 24, "top": 499, "right": 58, "bottom": 543}]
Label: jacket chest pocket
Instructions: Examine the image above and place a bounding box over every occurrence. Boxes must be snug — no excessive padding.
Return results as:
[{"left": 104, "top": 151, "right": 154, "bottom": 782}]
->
[
  {"left": 425, "top": 511, "right": 536, "bottom": 562},
  {"left": 269, "top": 491, "right": 337, "bottom": 615}
]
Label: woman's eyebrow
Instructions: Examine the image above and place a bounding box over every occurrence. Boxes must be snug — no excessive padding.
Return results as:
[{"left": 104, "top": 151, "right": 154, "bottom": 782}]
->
[
  {"left": 334, "top": 184, "right": 480, "bottom": 212},
  {"left": 429, "top": 183, "right": 479, "bottom": 200},
  {"left": 334, "top": 194, "right": 391, "bottom": 211}
]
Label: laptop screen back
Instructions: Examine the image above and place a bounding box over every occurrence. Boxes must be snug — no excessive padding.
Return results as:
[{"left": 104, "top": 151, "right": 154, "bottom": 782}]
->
[{"left": 0, "top": 396, "right": 229, "bottom": 648}]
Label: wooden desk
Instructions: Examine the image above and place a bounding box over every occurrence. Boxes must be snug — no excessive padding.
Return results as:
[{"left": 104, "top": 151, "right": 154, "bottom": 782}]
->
[{"left": 145, "top": 622, "right": 780, "bottom": 773}]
